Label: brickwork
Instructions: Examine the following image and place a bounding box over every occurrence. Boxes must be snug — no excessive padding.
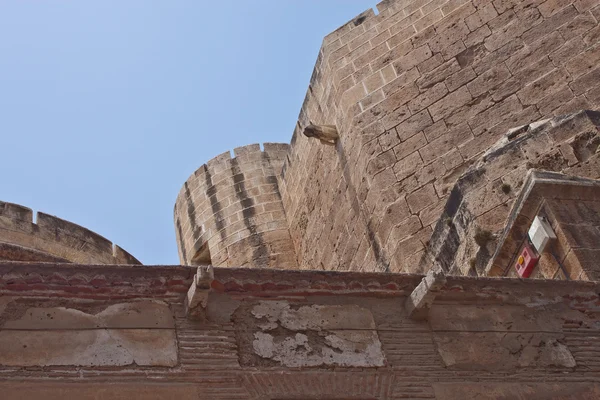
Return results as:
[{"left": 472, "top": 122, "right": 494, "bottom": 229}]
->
[
  {"left": 3, "top": 261, "right": 600, "bottom": 399},
  {"left": 279, "top": 0, "right": 600, "bottom": 274},
  {"left": 174, "top": 143, "right": 298, "bottom": 269},
  {"left": 0, "top": 201, "right": 139, "bottom": 264}
]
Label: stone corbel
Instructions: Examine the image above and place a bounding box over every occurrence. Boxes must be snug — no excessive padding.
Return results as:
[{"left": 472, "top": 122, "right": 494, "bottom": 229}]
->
[
  {"left": 302, "top": 123, "right": 339, "bottom": 145},
  {"left": 404, "top": 265, "right": 446, "bottom": 320},
  {"left": 186, "top": 265, "right": 214, "bottom": 317}
]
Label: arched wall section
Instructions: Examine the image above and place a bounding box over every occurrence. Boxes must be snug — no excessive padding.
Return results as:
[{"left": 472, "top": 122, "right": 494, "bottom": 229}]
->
[
  {"left": 174, "top": 143, "right": 298, "bottom": 269},
  {"left": 0, "top": 201, "right": 140, "bottom": 264}
]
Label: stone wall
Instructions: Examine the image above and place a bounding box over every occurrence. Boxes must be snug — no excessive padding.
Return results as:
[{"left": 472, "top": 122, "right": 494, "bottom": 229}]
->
[
  {"left": 424, "top": 110, "right": 600, "bottom": 277},
  {"left": 543, "top": 196, "right": 600, "bottom": 280},
  {"left": 0, "top": 201, "right": 139, "bottom": 264},
  {"left": 174, "top": 143, "right": 298, "bottom": 269},
  {"left": 279, "top": 0, "right": 600, "bottom": 274},
  {"left": 3, "top": 261, "right": 600, "bottom": 399}
]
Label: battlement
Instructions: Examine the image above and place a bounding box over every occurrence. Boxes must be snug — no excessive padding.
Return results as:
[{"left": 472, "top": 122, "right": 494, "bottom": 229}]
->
[
  {"left": 174, "top": 143, "right": 297, "bottom": 269},
  {"left": 0, "top": 201, "right": 140, "bottom": 265},
  {"left": 184, "top": 143, "right": 290, "bottom": 188}
]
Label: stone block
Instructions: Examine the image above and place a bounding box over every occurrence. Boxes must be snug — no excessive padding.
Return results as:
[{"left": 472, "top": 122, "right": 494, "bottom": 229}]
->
[
  {"left": 392, "top": 45, "right": 433, "bottom": 74},
  {"left": 433, "top": 332, "right": 576, "bottom": 370},
  {"left": 569, "top": 66, "right": 600, "bottom": 95},
  {"left": 521, "top": 5, "right": 578, "bottom": 44},
  {"left": 465, "top": 3, "right": 498, "bottom": 30},
  {"left": 419, "top": 124, "right": 473, "bottom": 163},
  {"left": 393, "top": 132, "right": 428, "bottom": 160},
  {"left": 407, "top": 184, "right": 438, "bottom": 213},
  {"left": 467, "top": 64, "right": 512, "bottom": 98},
  {"left": 393, "top": 151, "right": 424, "bottom": 181},
  {"left": 517, "top": 68, "right": 571, "bottom": 105},
  {"left": 417, "top": 59, "right": 461, "bottom": 89},
  {"left": 0, "top": 302, "right": 177, "bottom": 367},
  {"left": 405, "top": 265, "right": 446, "bottom": 319},
  {"left": 408, "top": 82, "right": 449, "bottom": 114},
  {"left": 428, "top": 86, "right": 473, "bottom": 122},
  {"left": 539, "top": 0, "right": 574, "bottom": 17}
]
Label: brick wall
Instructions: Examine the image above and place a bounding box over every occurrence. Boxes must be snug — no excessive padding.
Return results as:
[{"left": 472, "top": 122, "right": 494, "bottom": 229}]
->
[
  {"left": 280, "top": 0, "right": 600, "bottom": 274},
  {"left": 174, "top": 143, "right": 298, "bottom": 269},
  {"left": 0, "top": 201, "right": 139, "bottom": 264}
]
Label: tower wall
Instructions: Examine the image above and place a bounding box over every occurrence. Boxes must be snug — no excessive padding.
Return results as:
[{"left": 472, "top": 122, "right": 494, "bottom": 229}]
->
[
  {"left": 174, "top": 143, "right": 298, "bottom": 269},
  {"left": 279, "top": 0, "right": 600, "bottom": 274}
]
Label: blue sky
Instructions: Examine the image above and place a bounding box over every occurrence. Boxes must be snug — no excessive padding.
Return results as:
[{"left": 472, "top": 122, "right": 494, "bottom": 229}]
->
[{"left": 0, "top": 1, "right": 375, "bottom": 264}]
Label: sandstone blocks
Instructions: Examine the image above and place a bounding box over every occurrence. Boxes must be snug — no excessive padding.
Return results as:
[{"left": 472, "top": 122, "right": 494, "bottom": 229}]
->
[{"left": 174, "top": 143, "right": 298, "bottom": 270}]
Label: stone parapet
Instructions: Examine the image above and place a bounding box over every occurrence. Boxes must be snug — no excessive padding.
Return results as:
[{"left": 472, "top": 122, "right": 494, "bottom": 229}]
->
[{"left": 0, "top": 201, "right": 140, "bottom": 264}]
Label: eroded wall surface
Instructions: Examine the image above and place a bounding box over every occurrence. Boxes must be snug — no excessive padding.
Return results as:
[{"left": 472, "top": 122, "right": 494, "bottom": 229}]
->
[
  {"left": 2, "top": 262, "right": 600, "bottom": 399},
  {"left": 279, "top": 0, "right": 600, "bottom": 274}
]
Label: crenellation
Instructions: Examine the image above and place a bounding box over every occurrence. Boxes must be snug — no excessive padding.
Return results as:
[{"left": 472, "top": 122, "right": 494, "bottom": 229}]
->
[
  {"left": 37, "top": 212, "right": 113, "bottom": 253},
  {"left": 0, "top": 202, "right": 140, "bottom": 265},
  {"left": 0, "top": 202, "right": 33, "bottom": 222},
  {"left": 175, "top": 143, "right": 297, "bottom": 269}
]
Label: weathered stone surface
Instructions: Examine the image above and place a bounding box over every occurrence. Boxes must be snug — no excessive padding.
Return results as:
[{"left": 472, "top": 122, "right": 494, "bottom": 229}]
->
[
  {"left": 430, "top": 301, "right": 578, "bottom": 371},
  {"left": 0, "top": 329, "right": 177, "bottom": 367},
  {"left": 434, "top": 332, "right": 576, "bottom": 370},
  {"left": 0, "top": 301, "right": 177, "bottom": 367},
  {"left": 3, "top": 301, "right": 175, "bottom": 329},
  {"left": 433, "top": 304, "right": 557, "bottom": 331},
  {"left": 246, "top": 301, "right": 385, "bottom": 367},
  {"left": 405, "top": 266, "right": 446, "bottom": 319},
  {"left": 253, "top": 330, "right": 384, "bottom": 368}
]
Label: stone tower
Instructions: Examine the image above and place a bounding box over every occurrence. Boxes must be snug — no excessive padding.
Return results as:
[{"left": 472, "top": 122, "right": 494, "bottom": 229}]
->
[
  {"left": 174, "top": 0, "right": 600, "bottom": 280},
  {"left": 174, "top": 143, "right": 298, "bottom": 269}
]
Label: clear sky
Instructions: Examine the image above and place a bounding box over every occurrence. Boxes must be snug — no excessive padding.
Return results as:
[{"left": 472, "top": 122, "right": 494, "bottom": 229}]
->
[{"left": 0, "top": 1, "right": 375, "bottom": 264}]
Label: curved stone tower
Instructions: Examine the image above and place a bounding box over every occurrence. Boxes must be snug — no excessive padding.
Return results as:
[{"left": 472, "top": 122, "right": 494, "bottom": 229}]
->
[
  {"left": 174, "top": 143, "right": 298, "bottom": 269},
  {"left": 0, "top": 201, "right": 140, "bottom": 264}
]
